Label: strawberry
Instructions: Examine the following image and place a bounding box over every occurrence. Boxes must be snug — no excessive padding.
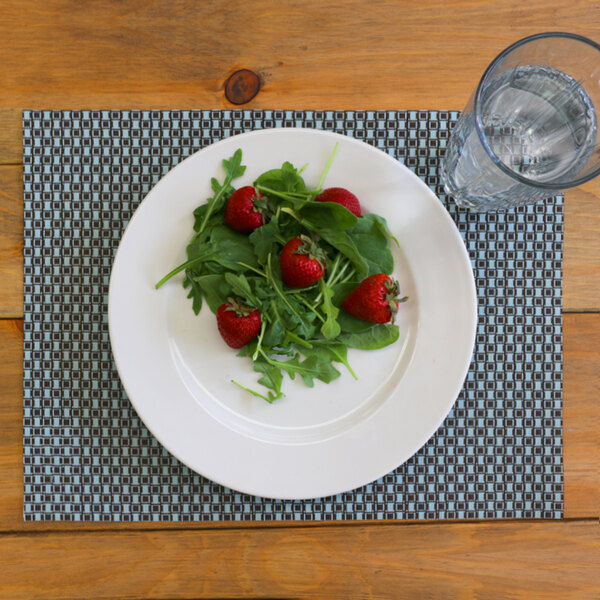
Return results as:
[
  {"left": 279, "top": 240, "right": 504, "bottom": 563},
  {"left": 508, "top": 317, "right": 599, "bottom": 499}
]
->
[
  {"left": 224, "top": 186, "right": 264, "bottom": 233},
  {"left": 314, "top": 187, "right": 362, "bottom": 217},
  {"left": 280, "top": 235, "right": 326, "bottom": 288},
  {"left": 342, "top": 274, "right": 405, "bottom": 324},
  {"left": 216, "top": 298, "right": 262, "bottom": 349}
]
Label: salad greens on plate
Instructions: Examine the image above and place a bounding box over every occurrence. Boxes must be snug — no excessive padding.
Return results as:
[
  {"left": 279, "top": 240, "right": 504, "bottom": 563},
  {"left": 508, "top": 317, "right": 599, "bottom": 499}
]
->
[{"left": 156, "top": 146, "right": 407, "bottom": 402}]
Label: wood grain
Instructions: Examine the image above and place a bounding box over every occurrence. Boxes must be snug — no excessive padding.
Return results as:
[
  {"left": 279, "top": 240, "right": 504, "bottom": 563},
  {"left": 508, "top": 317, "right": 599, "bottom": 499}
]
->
[
  {"left": 0, "top": 315, "right": 597, "bottom": 531},
  {"left": 563, "top": 314, "right": 600, "bottom": 518},
  {"left": 0, "top": 0, "right": 599, "bottom": 162},
  {"left": 0, "top": 166, "right": 23, "bottom": 318},
  {"left": 0, "top": 320, "right": 23, "bottom": 531},
  {"left": 1, "top": 521, "right": 599, "bottom": 599},
  {"left": 563, "top": 181, "right": 600, "bottom": 312}
]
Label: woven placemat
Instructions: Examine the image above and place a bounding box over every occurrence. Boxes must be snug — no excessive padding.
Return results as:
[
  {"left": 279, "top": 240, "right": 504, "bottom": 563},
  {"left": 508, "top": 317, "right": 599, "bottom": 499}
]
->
[{"left": 23, "top": 110, "right": 563, "bottom": 521}]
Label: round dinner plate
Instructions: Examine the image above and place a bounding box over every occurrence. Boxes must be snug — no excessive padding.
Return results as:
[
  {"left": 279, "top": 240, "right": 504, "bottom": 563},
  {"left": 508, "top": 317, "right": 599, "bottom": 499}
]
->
[{"left": 108, "top": 128, "right": 477, "bottom": 500}]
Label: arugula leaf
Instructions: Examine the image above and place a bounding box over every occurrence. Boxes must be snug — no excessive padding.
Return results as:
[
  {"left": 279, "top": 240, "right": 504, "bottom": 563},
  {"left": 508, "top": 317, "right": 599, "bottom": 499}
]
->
[
  {"left": 253, "top": 355, "right": 285, "bottom": 401},
  {"left": 318, "top": 279, "right": 341, "bottom": 340},
  {"left": 183, "top": 273, "right": 204, "bottom": 315},
  {"left": 232, "top": 378, "right": 282, "bottom": 403},
  {"left": 304, "top": 341, "right": 357, "bottom": 379},
  {"left": 197, "top": 148, "right": 246, "bottom": 234},
  {"left": 262, "top": 351, "right": 341, "bottom": 387}
]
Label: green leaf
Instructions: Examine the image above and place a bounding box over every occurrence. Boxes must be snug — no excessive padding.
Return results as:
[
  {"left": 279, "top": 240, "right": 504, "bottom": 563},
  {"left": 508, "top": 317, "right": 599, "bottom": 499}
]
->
[
  {"left": 249, "top": 215, "right": 281, "bottom": 263},
  {"left": 338, "top": 324, "right": 400, "bottom": 350},
  {"left": 184, "top": 272, "right": 204, "bottom": 315},
  {"left": 315, "top": 229, "right": 369, "bottom": 278},
  {"left": 262, "top": 319, "right": 285, "bottom": 347},
  {"left": 253, "top": 356, "right": 285, "bottom": 400},
  {"left": 222, "top": 148, "right": 247, "bottom": 180},
  {"left": 319, "top": 279, "right": 341, "bottom": 340},
  {"left": 299, "top": 201, "right": 358, "bottom": 231},
  {"left": 181, "top": 228, "right": 258, "bottom": 277},
  {"left": 281, "top": 161, "right": 307, "bottom": 192},
  {"left": 224, "top": 272, "right": 260, "bottom": 308},
  {"left": 347, "top": 214, "right": 394, "bottom": 276},
  {"left": 254, "top": 161, "right": 307, "bottom": 194},
  {"left": 191, "top": 274, "right": 232, "bottom": 313},
  {"left": 232, "top": 379, "right": 281, "bottom": 403},
  {"left": 304, "top": 341, "right": 357, "bottom": 379},
  {"left": 367, "top": 212, "right": 400, "bottom": 247},
  {"left": 196, "top": 149, "right": 246, "bottom": 234},
  {"left": 336, "top": 310, "right": 377, "bottom": 333},
  {"left": 267, "top": 352, "right": 340, "bottom": 387}
]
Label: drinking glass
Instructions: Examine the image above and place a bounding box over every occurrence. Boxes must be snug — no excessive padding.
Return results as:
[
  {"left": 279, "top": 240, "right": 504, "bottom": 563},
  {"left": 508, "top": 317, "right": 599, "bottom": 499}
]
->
[{"left": 441, "top": 32, "right": 600, "bottom": 211}]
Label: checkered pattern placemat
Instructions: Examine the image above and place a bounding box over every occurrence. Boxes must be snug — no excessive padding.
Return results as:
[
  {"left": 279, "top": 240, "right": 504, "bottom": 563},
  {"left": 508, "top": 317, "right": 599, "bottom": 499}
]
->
[{"left": 23, "top": 110, "right": 563, "bottom": 521}]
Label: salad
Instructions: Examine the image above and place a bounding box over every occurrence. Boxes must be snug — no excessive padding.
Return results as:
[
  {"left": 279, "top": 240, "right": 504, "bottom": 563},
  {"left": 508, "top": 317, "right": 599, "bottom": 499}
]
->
[{"left": 156, "top": 147, "right": 407, "bottom": 402}]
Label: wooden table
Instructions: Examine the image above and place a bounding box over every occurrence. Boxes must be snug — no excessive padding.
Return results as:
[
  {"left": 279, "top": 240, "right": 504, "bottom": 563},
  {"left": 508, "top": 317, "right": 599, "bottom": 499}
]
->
[{"left": 1, "top": 2, "right": 599, "bottom": 598}]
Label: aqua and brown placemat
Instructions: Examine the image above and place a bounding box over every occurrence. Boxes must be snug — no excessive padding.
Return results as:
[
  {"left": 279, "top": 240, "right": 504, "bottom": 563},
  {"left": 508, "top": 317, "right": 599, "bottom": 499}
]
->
[{"left": 23, "top": 110, "right": 563, "bottom": 521}]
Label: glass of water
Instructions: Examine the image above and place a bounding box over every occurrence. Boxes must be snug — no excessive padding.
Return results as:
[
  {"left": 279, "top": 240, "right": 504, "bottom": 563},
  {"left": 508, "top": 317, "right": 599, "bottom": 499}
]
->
[{"left": 441, "top": 32, "right": 600, "bottom": 211}]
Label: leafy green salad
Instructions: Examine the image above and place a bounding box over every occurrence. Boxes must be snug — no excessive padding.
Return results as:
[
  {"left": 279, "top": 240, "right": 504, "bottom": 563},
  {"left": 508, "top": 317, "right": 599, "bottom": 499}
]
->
[{"left": 156, "top": 147, "right": 406, "bottom": 402}]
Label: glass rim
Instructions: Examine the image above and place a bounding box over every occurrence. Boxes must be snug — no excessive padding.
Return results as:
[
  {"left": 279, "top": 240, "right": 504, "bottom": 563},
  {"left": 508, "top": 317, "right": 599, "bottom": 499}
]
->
[{"left": 474, "top": 31, "right": 600, "bottom": 191}]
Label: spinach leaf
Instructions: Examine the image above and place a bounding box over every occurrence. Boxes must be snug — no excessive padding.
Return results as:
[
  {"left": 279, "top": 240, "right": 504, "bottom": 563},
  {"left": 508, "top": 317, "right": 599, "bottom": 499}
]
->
[
  {"left": 299, "top": 202, "right": 358, "bottom": 231},
  {"left": 262, "top": 318, "right": 285, "bottom": 347},
  {"left": 191, "top": 274, "right": 232, "bottom": 313},
  {"left": 313, "top": 229, "right": 369, "bottom": 278},
  {"left": 347, "top": 214, "right": 394, "bottom": 275},
  {"left": 367, "top": 212, "right": 400, "bottom": 247},
  {"left": 338, "top": 324, "right": 399, "bottom": 350},
  {"left": 254, "top": 161, "right": 307, "bottom": 194},
  {"left": 224, "top": 272, "right": 261, "bottom": 308},
  {"left": 249, "top": 214, "right": 281, "bottom": 263}
]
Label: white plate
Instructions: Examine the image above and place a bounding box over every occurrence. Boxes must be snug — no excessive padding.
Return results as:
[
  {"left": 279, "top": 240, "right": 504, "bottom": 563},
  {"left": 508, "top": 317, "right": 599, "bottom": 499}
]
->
[{"left": 108, "top": 128, "right": 477, "bottom": 500}]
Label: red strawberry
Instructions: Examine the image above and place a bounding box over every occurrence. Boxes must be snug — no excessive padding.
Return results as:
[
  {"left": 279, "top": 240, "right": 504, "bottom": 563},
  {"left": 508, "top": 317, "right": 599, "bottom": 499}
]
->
[
  {"left": 224, "top": 186, "right": 264, "bottom": 233},
  {"left": 342, "top": 274, "right": 405, "bottom": 324},
  {"left": 280, "top": 235, "right": 326, "bottom": 288},
  {"left": 216, "top": 298, "right": 262, "bottom": 349},
  {"left": 314, "top": 187, "right": 361, "bottom": 217}
]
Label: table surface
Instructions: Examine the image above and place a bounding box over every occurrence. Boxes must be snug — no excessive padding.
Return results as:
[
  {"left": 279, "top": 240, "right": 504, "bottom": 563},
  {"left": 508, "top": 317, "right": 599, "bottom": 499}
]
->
[{"left": 1, "top": 1, "right": 598, "bottom": 598}]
